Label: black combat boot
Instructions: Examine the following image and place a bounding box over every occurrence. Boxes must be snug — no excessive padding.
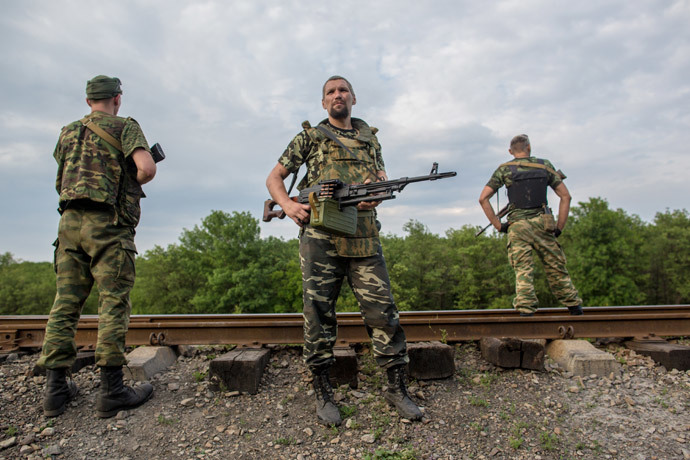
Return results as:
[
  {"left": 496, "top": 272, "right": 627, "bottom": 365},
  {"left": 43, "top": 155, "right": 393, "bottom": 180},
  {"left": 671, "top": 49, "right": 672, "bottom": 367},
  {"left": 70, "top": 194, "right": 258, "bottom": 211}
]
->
[
  {"left": 384, "top": 365, "right": 423, "bottom": 421},
  {"left": 312, "top": 369, "right": 342, "bottom": 426},
  {"left": 43, "top": 368, "right": 79, "bottom": 417},
  {"left": 568, "top": 305, "right": 584, "bottom": 316},
  {"left": 95, "top": 366, "right": 153, "bottom": 418}
]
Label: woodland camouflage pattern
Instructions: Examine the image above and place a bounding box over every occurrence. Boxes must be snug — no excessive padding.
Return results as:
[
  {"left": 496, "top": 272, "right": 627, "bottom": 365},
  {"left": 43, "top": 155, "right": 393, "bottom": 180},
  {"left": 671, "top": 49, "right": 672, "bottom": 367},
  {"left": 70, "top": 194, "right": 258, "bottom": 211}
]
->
[
  {"left": 280, "top": 119, "right": 408, "bottom": 371},
  {"left": 54, "top": 111, "right": 149, "bottom": 227},
  {"left": 279, "top": 118, "right": 385, "bottom": 257},
  {"left": 38, "top": 109, "right": 149, "bottom": 370},
  {"left": 37, "top": 209, "right": 137, "bottom": 368},
  {"left": 507, "top": 216, "right": 582, "bottom": 313},
  {"left": 300, "top": 227, "right": 408, "bottom": 371}
]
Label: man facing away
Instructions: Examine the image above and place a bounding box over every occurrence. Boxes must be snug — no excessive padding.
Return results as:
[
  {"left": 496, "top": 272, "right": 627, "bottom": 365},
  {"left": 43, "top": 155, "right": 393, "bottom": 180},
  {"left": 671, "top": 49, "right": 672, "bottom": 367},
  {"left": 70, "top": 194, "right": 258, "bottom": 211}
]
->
[
  {"left": 266, "top": 76, "right": 422, "bottom": 425},
  {"left": 478, "top": 134, "right": 583, "bottom": 316},
  {"left": 37, "top": 75, "right": 157, "bottom": 418}
]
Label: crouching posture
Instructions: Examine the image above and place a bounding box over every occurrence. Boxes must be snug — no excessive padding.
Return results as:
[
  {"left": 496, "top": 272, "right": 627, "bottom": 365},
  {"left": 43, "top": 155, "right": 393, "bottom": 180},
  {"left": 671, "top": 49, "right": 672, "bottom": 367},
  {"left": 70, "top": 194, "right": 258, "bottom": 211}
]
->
[
  {"left": 37, "top": 75, "right": 156, "bottom": 417},
  {"left": 266, "top": 76, "right": 422, "bottom": 425}
]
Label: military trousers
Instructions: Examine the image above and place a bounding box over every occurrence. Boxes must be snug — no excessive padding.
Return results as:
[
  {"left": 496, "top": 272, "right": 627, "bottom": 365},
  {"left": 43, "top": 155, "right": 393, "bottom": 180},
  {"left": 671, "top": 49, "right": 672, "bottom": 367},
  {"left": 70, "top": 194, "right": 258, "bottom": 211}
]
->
[
  {"left": 507, "top": 215, "right": 582, "bottom": 313},
  {"left": 37, "top": 207, "right": 137, "bottom": 369},
  {"left": 299, "top": 227, "right": 409, "bottom": 372}
]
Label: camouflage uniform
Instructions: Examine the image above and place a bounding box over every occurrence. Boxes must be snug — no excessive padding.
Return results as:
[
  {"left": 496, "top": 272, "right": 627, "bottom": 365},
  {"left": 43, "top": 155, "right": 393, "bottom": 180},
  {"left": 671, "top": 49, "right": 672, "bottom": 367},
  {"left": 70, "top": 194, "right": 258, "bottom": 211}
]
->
[
  {"left": 37, "top": 110, "right": 150, "bottom": 369},
  {"left": 486, "top": 157, "right": 582, "bottom": 314},
  {"left": 279, "top": 119, "right": 409, "bottom": 371}
]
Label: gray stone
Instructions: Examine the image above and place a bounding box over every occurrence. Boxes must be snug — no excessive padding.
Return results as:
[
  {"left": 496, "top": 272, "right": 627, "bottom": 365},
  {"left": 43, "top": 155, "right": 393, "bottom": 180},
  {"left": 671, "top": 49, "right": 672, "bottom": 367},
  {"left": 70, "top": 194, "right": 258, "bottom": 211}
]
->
[
  {"left": 546, "top": 340, "right": 621, "bottom": 377},
  {"left": 124, "top": 346, "right": 177, "bottom": 381},
  {"left": 0, "top": 437, "right": 16, "bottom": 450}
]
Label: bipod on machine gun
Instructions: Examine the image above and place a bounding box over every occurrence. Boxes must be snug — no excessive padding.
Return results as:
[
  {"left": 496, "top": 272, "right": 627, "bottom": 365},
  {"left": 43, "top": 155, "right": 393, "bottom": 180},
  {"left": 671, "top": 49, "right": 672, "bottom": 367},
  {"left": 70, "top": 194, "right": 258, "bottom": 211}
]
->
[{"left": 263, "top": 162, "right": 457, "bottom": 235}]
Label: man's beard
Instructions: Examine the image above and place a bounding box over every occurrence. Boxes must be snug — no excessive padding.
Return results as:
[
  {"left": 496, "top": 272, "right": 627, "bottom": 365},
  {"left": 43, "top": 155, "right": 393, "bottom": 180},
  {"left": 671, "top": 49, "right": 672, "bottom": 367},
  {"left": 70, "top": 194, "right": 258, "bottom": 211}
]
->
[{"left": 329, "top": 105, "right": 349, "bottom": 120}]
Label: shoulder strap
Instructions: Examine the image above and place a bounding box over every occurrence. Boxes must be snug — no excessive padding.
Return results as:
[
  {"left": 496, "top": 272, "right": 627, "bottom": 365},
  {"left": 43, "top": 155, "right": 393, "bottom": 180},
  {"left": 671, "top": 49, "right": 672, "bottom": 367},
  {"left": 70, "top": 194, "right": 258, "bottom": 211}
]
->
[
  {"left": 500, "top": 161, "right": 565, "bottom": 179},
  {"left": 80, "top": 117, "right": 122, "bottom": 152},
  {"left": 316, "top": 124, "right": 381, "bottom": 181}
]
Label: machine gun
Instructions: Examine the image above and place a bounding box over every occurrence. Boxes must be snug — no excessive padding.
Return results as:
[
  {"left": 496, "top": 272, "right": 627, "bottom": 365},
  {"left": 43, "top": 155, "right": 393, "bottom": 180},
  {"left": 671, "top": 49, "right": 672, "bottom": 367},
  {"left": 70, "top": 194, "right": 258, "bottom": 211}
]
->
[{"left": 263, "top": 163, "right": 457, "bottom": 235}]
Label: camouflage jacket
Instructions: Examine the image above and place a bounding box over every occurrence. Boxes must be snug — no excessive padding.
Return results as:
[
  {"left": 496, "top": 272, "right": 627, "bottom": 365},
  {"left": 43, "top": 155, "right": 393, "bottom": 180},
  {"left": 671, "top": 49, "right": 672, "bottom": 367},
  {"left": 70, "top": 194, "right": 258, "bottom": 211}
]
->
[
  {"left": 486, "top": 156, "right": 564, "bottom": 222},
  {"left": 54, "top": 111, "right": 150, "bottom": 227},
  {"left": 278, "top": 118, "right": 384, "bottom": 256}
]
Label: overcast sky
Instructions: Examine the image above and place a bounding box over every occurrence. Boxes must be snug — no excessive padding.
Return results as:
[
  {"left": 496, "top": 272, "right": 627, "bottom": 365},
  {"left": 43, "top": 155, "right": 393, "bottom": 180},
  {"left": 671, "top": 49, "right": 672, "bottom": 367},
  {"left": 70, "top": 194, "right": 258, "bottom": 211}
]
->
[{"left": 1, "top": 1, "right": 688, "bottom": 262}]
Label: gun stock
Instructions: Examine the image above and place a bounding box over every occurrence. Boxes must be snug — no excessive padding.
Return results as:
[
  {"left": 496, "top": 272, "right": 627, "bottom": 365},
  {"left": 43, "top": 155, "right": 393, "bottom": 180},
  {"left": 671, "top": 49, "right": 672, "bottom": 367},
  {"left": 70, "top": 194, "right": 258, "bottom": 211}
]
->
[{"left": 262, "top": 199, "right": 286, "bottom": 222}]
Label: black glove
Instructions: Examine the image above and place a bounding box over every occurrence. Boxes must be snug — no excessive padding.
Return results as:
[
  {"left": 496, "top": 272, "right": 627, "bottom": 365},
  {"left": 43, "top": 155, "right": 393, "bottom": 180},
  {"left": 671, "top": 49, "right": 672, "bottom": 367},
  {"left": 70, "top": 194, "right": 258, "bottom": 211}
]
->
[
  {"left": 554, "top": 228, "right": 562, "bottom": 238},
  {"left": 499, "top": 222, "right": 510, "bottom": 233}
]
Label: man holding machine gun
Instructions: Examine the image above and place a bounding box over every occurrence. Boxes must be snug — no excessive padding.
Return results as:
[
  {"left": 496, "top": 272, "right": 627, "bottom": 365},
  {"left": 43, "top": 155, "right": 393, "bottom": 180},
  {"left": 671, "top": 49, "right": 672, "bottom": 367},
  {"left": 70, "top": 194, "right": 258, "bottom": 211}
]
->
[
  {"left": 266, "top": 76, "right": 422, "bottom": 425},
  {"left": 37, "top": 75, "right": 158, "bottom": 418},
  {"left": 478, "top": 134, "right": 583, "bottom": 317}
]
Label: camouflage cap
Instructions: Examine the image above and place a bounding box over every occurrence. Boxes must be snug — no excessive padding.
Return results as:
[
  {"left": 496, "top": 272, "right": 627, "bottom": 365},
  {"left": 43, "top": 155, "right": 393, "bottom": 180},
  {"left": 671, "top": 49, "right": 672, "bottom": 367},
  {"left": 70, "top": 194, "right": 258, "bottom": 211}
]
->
[{"left": 86, "top": 75, "right": 122, "bottom": 100}]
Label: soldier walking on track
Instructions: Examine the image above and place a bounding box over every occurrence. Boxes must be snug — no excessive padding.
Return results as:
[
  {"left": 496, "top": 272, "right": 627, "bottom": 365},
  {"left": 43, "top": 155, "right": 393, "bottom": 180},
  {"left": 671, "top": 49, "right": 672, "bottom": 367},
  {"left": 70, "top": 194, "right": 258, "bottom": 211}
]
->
[
  {"left": 266, "top": 76, "right": 423, "bottom": 425},
  {"left": 478, "top": 134, "right": 583, "bottom": 317},
  {"left": 37, "top": 75, "right": 157, "bottom": 418}
]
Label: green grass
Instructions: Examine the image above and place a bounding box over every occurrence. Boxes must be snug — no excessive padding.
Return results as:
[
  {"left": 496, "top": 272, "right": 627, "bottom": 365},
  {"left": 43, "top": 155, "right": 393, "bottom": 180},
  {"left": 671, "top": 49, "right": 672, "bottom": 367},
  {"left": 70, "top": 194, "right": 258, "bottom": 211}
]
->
[
  {"left": 275, "top": 436, "right": 297, "bottom": 445},
  {"left": 469, "top": 396, "right": 489, "bottom": 407},
  {"left": 339, "top": 404, "right": 358, "bottom": 419},
  {"left": 157, "top": 414, "right": 178, "bottom": 425},
  {"left": 364, "top": 447, "right": 417, "bottom": 460},
  {"left": 539, "top": 431, "right": 559, "bottom": 450},
  {"left": 509, "top": 436, "right": 523, "bottom": 449}
]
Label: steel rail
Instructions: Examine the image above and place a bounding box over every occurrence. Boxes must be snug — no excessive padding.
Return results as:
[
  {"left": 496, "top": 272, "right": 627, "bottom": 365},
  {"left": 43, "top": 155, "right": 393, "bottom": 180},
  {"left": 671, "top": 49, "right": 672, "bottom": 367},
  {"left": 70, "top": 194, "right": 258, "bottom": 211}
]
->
[{"left": 1, "top": 305, "right": 689, "bottom": 352}]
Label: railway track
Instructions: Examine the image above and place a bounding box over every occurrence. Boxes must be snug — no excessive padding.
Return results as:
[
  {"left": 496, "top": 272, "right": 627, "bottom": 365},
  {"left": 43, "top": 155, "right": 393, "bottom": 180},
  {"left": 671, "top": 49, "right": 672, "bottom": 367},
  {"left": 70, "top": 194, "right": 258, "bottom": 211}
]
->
[{"left": 1, "top": 305, "right": 689, "bottom": 352}]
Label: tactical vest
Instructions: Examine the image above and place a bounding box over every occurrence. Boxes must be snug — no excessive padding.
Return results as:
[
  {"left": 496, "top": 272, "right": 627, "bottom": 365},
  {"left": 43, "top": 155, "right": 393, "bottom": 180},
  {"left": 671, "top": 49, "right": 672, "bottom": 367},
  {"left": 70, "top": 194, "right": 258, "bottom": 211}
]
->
[
  {"left": 505, "top": 159, "right": 549, "bottom": 209},
  {"left": 55, "top": 113, "right": 143, "bottom": 227},
  {"left": 301, "top": 119, "right": 382, "bottom": 257}
]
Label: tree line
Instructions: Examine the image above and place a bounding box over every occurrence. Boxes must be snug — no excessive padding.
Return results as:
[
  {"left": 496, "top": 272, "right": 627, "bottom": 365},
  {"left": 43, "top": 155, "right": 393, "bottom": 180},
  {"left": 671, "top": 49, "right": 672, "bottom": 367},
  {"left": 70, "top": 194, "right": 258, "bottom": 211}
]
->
[{"left": 1, "top": 197, "right": 688, "bottom": 316}]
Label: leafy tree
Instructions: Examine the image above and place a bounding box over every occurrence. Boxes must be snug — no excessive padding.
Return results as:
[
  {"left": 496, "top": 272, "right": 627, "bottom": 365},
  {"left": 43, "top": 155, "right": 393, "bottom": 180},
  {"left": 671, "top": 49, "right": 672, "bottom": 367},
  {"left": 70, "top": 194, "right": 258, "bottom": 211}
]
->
[
  {"left": 446, "top": 226, "right": 515, "bottom": 309},
  {"left": 564, "top": 197, "right": 648, "bottom": 306},
  {"left": 646, "top": 209, "right": 690, "bottom": 304}
]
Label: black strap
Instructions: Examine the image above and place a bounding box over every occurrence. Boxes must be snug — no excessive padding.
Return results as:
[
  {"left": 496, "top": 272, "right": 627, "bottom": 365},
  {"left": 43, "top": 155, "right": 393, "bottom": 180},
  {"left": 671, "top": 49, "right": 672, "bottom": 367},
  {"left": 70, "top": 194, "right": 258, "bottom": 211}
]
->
[{"left": 316, "top": 125, "right": 382, "bottom": 182}]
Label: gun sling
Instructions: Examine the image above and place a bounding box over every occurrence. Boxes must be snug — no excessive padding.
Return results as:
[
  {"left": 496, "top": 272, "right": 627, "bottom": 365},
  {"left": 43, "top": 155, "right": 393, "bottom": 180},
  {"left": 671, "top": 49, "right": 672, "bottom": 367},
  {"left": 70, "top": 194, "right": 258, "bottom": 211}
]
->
[
  {"left": 500, "top": 161, "right": 566, "bottom": 180},
  {"left": 80, "top": 117, "right": 122, "bottom": 152}
]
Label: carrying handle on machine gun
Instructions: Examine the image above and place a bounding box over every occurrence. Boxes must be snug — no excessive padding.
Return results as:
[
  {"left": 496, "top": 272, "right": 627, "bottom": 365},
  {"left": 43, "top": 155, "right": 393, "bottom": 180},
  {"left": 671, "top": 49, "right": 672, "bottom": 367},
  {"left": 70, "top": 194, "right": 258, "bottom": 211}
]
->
[{"left": 475, "top": 204, "right": 512, "bottom": 237}]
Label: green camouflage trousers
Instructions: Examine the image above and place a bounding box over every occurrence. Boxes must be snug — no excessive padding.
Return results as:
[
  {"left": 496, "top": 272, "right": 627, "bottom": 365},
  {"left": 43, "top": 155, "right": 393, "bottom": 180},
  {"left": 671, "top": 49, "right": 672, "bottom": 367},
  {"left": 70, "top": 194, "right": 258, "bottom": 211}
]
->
[
  {"left": 37, "top": 207, "right": 137, "bottom": 369},
  {"left": 507, "top": 215, "right": 582, "bottom": 313},
  {"left": 299, "top": 227, "right": 409, "bottom": 372}
]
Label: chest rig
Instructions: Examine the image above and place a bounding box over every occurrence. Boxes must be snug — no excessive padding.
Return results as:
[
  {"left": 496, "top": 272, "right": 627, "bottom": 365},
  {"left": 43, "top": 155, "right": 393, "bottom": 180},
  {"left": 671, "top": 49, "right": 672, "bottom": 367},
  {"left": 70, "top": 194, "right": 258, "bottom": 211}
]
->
[
  {"left": 505, "top": 159, "right": 549, "bottom": 209},
  {"left": 300, "top": 119, "right": 382, "bottom": 257}
]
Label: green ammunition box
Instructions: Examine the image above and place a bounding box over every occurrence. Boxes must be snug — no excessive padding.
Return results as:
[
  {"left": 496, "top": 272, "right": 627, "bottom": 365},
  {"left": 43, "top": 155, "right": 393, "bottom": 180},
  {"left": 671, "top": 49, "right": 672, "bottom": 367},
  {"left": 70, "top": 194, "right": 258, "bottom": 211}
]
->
[{"left": 309, "top": 197, "right": 357, "bottom": 236}]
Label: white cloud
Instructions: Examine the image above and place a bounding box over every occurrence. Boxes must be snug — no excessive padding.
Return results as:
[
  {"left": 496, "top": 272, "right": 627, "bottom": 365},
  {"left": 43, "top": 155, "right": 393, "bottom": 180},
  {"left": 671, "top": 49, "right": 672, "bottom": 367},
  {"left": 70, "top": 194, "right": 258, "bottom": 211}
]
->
[{"left": 1, "top": 0, "right": 689, "bottom": 260}]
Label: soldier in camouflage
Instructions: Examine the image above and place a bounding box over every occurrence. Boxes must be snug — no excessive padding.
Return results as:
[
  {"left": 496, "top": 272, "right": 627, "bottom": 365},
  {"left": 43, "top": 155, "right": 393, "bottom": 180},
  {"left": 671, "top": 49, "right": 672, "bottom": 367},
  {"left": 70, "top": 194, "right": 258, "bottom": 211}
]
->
[
  {"left": 479, "top": 134, "right": 583, "bottom": 317},
  {"left": 37, "top": 75, "right": 157, "bottom": 418},
  {"left": 266, "top": 76, "right": 422, "bottom": 425}
]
